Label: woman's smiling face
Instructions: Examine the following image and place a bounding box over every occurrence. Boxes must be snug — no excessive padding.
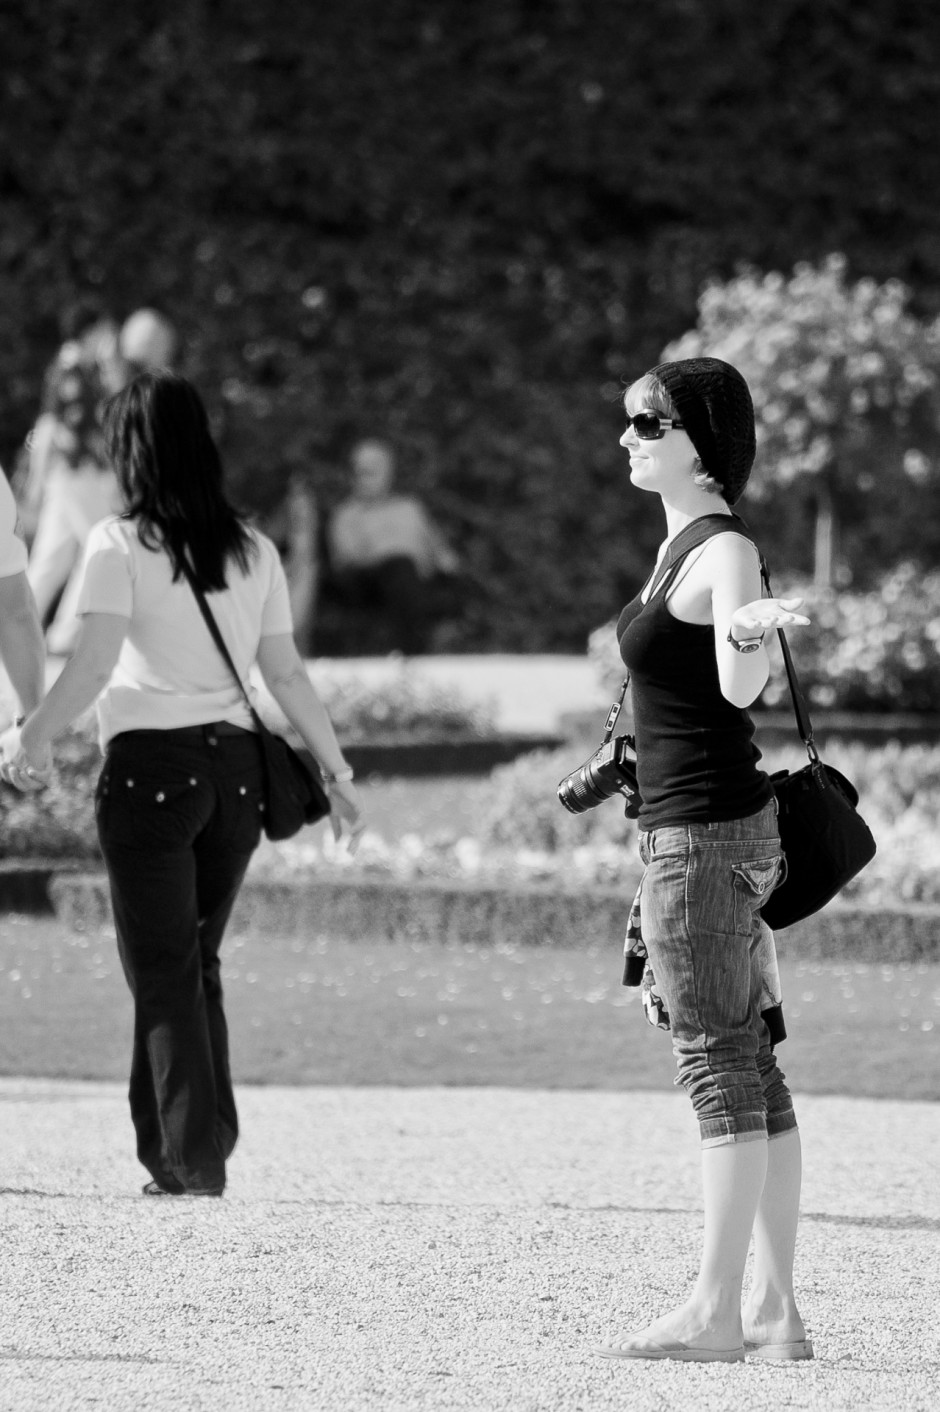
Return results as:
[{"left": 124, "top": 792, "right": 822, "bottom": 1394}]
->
[{"left": 620, "top": 381, "right": 697, "bottom": 496}]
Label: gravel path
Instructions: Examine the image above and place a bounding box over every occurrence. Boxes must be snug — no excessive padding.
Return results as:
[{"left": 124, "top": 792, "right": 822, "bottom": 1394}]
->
[{"left": 1, "top": 1081, "right": 938, "bottom": 1411}]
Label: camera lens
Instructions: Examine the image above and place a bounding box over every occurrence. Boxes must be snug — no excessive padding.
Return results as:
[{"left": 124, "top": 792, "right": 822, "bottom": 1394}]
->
[{"left": 557, "top": 759, "right": 613, "bottom": 814}]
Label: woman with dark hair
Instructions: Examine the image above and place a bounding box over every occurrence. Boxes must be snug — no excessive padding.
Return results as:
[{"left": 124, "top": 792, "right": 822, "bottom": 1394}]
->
[
  {"left": 594, "top": 358, "right": 814, "bottom": 1364},
  {"left": 1, "top": 371, "right": 364, "bottom": 1198}
]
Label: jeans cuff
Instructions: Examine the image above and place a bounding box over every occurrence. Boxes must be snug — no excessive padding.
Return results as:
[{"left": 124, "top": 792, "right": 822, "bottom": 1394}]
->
[
  {"left": 701, "top": 1127, "right": 768, "bottom": 1149},
  {"left": 767, "top": 1107, "right": 799, "bottom": 1140}
]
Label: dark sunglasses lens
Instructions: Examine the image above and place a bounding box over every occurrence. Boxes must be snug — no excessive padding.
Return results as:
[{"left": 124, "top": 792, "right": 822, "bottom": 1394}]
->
[{"left": 633, "top": 413, "right": 663, "bottom": 440}]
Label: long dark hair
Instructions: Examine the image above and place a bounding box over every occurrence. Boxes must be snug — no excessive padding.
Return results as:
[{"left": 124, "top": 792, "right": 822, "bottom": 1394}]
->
[{"left": 102, "top": 371, "right": 255, "bottom": 590}]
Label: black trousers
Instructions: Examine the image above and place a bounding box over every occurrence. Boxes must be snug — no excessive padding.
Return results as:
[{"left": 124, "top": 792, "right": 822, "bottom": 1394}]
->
[
  {"left": 95, "top": 724, "right": 265, "bottom": 1192},
  {"left": 331, "top": 555, "right": 431, "bottom": 654}
]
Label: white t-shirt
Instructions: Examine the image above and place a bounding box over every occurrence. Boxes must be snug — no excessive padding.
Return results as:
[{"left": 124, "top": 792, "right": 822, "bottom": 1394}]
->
[
  {"left": 328, "top": 494, "right": 454, "bottom": 576},
  {"left": 76, "top": 517, "right": 293, "bottom": 746},
  {"left": 0, "top": 471, "right": 29, "bottom": 578}
]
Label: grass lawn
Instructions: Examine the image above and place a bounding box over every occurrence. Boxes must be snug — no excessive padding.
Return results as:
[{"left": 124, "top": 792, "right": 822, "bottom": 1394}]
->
[{"left": 0, "top": 914, "right": 937, "bottom": 1100}]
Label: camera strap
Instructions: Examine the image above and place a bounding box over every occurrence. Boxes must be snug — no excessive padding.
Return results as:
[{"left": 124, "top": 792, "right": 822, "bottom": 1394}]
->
[{"left": 603, "top": 675, "right": 630, "bottom": 743}]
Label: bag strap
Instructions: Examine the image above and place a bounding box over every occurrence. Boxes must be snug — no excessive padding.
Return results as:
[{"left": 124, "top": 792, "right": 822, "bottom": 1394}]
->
[
  {"left": 758, "top": 555, "right": 819, "bottom": 764},
  {"left": 644, "top": 513, "right": 819, "bottom": 764},
  {"left": 177, "top": 558, "right": 264, "bottom": 730},
  {"left": 608, "top": 514, "right": 751, "bottom": 745},
  {"left": 647, "top": 511, "right": 750, "bottom": 599}
]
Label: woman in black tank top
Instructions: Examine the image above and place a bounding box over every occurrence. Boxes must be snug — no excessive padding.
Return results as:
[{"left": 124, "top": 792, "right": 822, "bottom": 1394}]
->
[{"left": 595, "top": 360, "right": 815, "bottom": 1365}]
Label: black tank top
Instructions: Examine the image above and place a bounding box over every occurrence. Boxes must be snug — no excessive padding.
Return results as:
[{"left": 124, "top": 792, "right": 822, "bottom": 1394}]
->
[{"left": 617, "top": 531, "right": 771, "bottom": 830}]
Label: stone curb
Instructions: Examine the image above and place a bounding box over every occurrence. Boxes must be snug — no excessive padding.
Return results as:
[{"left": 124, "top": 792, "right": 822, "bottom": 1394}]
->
[{"left": 35, "top": 865, "right": 940, "bottom": 961}]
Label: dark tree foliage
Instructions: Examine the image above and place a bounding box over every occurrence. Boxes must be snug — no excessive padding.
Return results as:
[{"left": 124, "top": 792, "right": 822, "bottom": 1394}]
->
[{"left": 3, "top": 0, "right": 940, "bottom": 647}]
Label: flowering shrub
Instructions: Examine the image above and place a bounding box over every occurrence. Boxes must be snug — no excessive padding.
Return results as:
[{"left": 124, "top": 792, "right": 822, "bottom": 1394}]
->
[
  {"left": 247, "top": 739, "right": 940, "bottom": 906},
  {"left": 760, "top": 563, "right": 940, "bottom": 711},
  {"left": 312, "top": 667, "right": 496, "bottom": 740},
  {"left": 5, "top": 710, "right": 940, "bottom": 907},
  {"left": 0, "top": 670, "right": 492, "bottom": 860},
  {"left": 0, "top": 714, "right": 102, "bottom": 859},
  {"left": 589, "top": 563, "right": 940, "bottom": 713},
  {"left": 664, "top": 254, "right": 940, "bottom": 498},
  {"left": 661, "top": 254, "right": 940, "bottom": 587}
]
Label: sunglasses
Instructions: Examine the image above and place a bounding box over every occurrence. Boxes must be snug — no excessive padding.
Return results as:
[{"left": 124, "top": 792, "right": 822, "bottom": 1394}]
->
[{"left": 623, "top": 411, "right": 685, "bottom": 441}]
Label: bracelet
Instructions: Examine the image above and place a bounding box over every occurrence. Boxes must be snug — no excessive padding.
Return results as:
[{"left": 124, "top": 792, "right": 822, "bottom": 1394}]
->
[
  {"left": 321, "top": 765, "right": 355, "bottom": 785},
  {"left": 726, "top": 627, "right": 764, "bottom": 655}
]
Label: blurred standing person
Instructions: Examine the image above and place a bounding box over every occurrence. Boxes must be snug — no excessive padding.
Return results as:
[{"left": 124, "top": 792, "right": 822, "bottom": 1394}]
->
[
  {"left": 1, "top": 371, "right": 364, "bottom": 1197},
  {"left": 24, "top": 302, "right": 124, "bottom": 652},
  {"left": 26, "top": 306, "right": 180, "bottom": 655},
  {"left": 595, "top": 358, "right": 813, "bottom": 1363},
  {"left": 0, "top": 467, "right": 47, "bottom": 772},
  {"left": 327, "top": 438, "right": 459, "bottom": 654}
]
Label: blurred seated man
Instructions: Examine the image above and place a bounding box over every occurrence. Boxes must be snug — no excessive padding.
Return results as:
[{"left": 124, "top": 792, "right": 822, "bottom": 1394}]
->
[{"left": 326, "top": 439, "right": 459, "bottom": 655}]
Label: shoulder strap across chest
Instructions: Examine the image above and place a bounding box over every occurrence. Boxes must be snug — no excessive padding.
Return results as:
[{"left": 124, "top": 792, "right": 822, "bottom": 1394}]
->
[{"left": 648, "top": 512, "right": 754, "bottom": 600}]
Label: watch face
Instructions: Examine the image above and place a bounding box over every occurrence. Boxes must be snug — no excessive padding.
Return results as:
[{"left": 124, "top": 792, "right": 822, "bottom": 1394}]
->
[{"left": 728, "top": 629, "right": 763, "bottom": 653}]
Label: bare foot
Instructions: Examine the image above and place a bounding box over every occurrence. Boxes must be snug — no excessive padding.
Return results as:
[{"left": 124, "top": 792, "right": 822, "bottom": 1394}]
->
[
  {"left": 625, "top": 1297, "right": 744, "bottom": 1353},
  {"left": 742, "top": 1298, "right": 807, "bottom": 1347}
]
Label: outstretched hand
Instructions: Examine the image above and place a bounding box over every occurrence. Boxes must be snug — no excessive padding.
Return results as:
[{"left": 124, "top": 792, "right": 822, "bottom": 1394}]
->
[
  {"left": 731, "top": 597, "right": 810, "bottom": 636},
  {"left": 0, "top": 725, "right": 53, "bottom": 792},
  {"left": 327, "top": 778, "right": 367, "bottom": 854}
]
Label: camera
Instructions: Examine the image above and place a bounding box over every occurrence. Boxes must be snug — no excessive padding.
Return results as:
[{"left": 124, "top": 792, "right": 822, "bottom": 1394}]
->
[{"left": 557, "top": 735, "right": 640, "bottom": 817}]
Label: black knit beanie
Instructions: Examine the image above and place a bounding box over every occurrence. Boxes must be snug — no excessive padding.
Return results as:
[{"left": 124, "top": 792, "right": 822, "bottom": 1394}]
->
[{"left": 649, "top": 357, "right": 756, "bottom": 505}]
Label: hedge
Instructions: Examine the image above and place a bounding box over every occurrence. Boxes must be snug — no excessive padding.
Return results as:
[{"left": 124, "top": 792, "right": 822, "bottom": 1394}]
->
[
  {"left": 45, "top": 869, "right": 940, "bottom": 965},
  {"left": 4, "top": 0, "right": 940, "bottom": 648}
]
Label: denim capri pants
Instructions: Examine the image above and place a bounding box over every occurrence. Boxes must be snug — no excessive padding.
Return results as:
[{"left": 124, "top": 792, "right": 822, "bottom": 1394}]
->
[{"left": 638, "top": 798, "right": 798, "bottom": 1148}]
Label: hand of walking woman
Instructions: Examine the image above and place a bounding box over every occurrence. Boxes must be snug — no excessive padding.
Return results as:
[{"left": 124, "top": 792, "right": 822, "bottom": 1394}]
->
[
  {"left": 0, "top": 723, "right": 53, "bottom": 791},
  {"left": 327, "top": 778, "right": 367, "bottom": 854}
]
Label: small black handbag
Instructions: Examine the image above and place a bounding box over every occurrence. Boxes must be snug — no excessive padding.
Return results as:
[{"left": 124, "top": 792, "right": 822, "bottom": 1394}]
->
[
  {"left": 758, "top": 558, "right": 876, "bottom": 930},
  {"left": 180, "top": 562, "right": 331, "bottom": 841}
]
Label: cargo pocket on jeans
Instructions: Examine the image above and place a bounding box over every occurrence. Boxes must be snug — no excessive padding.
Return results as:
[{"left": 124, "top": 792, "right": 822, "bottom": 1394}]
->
[{"left": 732, "top": 857, "right": 782, "bottom": 935}]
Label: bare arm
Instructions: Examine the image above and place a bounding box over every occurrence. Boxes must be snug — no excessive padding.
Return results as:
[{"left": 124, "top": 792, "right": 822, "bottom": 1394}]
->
[
  {"left": 421, "top": 508, "right": 459, "bottom": 575},
  {"left": 23, "top": 414, "right": 58, "bottom": 510},
  {"left": 706, "top": 537, "right": 809, "bottom": 709},
  {"left": 0, "top": 571, "right": 46, "bottom": 718},
  {"left": 0, "top": 612, "right": 128, "bottom": 789},
  {"left": 255, "top": 632, "right": 365, "bottom": 846}
]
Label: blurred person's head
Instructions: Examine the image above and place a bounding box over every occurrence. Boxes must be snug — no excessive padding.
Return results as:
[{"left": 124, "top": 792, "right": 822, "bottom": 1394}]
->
[
  {"left": 103, "top": 369, "right": 252, "bottom": 590},
  {"left": 54, "top": 299, "right": 119, "bottom": 382},
  {"left": 59, "top": 296, "right": 108, "bottom": 346},
  {"left": 351, "top": 439, "right": 395, "bottom": 499},
  {"left": 118, "top": 308, "right": 178, "bottom": 374}
]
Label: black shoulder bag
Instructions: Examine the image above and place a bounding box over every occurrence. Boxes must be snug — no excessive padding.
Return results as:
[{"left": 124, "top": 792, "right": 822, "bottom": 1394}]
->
[
  {"left": 758, "top": 556, "right": 877, "bottom": 929},
  {"left": 179, "top": 561, "right": 331, "bottom": 841}
]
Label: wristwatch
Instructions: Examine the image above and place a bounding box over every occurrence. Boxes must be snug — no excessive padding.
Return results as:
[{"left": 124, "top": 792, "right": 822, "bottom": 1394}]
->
[{"left": 727, "top": 628, "right": 764, "bottom": 655}]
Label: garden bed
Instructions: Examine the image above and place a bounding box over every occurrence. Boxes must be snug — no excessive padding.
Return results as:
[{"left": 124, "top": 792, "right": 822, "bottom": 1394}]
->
[
  {"left": 343, "top": 732, "right": 561, "bottom": 777},
  {"left": 559, "top": 708, "right": 940, "bottom": 748},
  {"left": 41, "top": 866, "right": 940, "bottom": 965}
]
